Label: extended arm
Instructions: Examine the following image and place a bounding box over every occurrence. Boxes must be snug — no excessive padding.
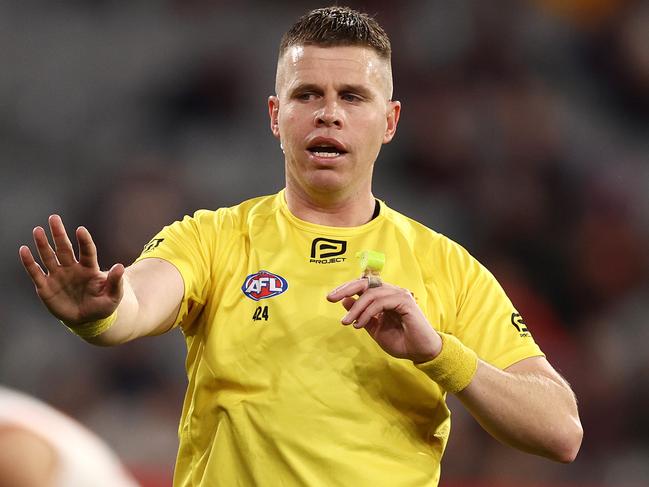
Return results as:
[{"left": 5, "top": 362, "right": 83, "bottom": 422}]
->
[
  {"left": 19, "top": 215, "right": 183, "bottom": 346},
  {"left": 327, "top": 279, "right": 583, "bottom": 463}
]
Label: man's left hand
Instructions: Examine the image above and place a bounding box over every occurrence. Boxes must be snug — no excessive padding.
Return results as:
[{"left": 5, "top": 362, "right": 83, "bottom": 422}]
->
[{"left": 327, "top": 279, "right": 442, "bottom": 363}]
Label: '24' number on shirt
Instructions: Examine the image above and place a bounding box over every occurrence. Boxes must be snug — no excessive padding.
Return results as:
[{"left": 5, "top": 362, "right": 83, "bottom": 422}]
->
[{"left": 252, "top": 306, "right": 269, "bottom": 322}]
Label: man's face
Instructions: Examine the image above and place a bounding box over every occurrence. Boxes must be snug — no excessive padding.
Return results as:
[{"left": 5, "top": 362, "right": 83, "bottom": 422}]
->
[{"left": 269, "top": 45, "right": 400, "bottom": 199}]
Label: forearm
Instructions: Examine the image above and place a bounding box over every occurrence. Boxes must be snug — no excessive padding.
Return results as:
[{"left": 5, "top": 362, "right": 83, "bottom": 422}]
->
[
  {"left": 83, "top": 274, "right": 144, "bottom": 346},
  {"left": 456, "top": 358, "right": 583, "bottom": 463},
  {"left": 80, "top": 259, "right": 183, "bottom": 346},
  {"left": 326, "top": 276, "right": 583, "bottom": 462}
]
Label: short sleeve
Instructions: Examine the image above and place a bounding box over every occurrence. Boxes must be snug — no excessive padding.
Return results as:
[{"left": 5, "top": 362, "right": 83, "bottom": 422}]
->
[
  {"left": 443, "top": 239, "right": 545, "bottom": 370},
  {"left": 134, "top": 210, "right": 215, "bottom": 331}
]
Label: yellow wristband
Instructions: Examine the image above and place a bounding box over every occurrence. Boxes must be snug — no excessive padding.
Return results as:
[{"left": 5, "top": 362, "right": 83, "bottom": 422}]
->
[
  {"left": 415, "top": 332, "right": 478, "bottom": 393},
  {"left": 62, "top": 311, "right": 117, "bottom": 339}
]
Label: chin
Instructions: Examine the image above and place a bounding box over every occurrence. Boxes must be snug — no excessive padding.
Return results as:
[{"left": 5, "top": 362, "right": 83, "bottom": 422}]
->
[{"left": 305, "top": 171, "right": 349, "bottom": 195}]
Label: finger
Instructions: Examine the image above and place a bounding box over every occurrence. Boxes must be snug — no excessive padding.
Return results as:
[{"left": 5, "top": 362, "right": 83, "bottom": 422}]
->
[
  {"left": 48, "top": 214, "right": 76, "bottom": 266},
  {"left": 341, "top": 297, "right": 356, "bottom": 312},
  {"left": 19, "top": 245, "right": 48, "bottom": 289},
  {"left": 352, "top": 295, "right": 405, "bottom": 329},
  {"left": 340, "top": 287, "right": 390, "bottom": 325},
  {"left": 105, "top": 263, "right": 125, "bottom": 300},
  {"left": 339, "top": 297, "right": 357, "bottom": 325},
  {"left": 327, "top": 279, "right": 369, "bottom": 302},
  {"left": 32, "top": 226, "right": 59, "bottom": 272},
  {"left": 76, "top": 226, "right": 99, "bottom": 269}
]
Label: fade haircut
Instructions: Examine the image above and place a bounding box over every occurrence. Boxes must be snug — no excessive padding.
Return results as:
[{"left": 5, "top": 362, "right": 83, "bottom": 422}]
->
[{"left": 279, "top": 6, "right": 391, "bottom": 61}]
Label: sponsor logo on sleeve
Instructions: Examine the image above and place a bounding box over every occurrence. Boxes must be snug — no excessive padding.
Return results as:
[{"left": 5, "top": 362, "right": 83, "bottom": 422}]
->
[
  {"left": 511, "top": 312, "right": 530, "bottom": 337},
  {"left": 242, "top": 270, "right": 289, "bottom": 301},
  {"left": 310, "top": 237, "right": 347, "bottom": 264},
  {"left": 143, "top": 238, "right": 164, "bottom": 253}
]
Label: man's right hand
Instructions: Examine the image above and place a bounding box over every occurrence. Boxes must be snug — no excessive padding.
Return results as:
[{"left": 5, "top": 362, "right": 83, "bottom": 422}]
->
[{"left": 19, "top": 215, "right": 124, "bottom": 327}]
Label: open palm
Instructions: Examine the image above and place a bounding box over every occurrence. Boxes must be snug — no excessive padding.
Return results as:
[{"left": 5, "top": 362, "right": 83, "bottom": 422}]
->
[{"left": 19, "top": 215, "right": 124, "bottom": 326}]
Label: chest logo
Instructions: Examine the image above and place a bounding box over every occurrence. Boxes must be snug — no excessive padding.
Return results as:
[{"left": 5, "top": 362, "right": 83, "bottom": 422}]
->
[
  {"left": 310, "top": 237, "right": 347, "bottom": 264},
  {"left": 242, "top": 270, "right": 289, "bottom": 301}
]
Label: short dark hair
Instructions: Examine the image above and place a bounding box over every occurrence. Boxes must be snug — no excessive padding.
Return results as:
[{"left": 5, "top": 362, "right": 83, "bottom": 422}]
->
[{"left": 279, "top": 6, "right": 391, "bottom": 60}]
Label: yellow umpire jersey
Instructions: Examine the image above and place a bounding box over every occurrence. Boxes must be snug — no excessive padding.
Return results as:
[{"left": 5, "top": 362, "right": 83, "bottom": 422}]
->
[{"left": 135, "top": 190, "right": 544, "bottom": 487}]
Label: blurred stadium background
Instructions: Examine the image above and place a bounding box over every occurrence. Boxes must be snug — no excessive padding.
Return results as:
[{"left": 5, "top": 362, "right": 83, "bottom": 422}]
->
[{"left": 1, "top": 0, "right": 648, "bottom": 485}]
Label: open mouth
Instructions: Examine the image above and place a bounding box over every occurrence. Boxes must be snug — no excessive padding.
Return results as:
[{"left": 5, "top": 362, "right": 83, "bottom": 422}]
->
[
  {"left": 307, "top": 138, "right": 348, "bottom": 159},
  {"left": 307, "top": 146, "right": 346, "bottom": 158}
]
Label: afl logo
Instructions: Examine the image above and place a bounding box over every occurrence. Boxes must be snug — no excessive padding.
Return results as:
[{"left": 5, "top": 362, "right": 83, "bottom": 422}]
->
[{"left": 242, "top": 270, "right": 289, "bottom": 301}]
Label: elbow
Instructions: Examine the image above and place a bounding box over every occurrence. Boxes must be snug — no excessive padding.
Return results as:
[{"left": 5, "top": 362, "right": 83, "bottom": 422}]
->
[{"left": 550, "top": 419, "right": 583, "bottom": 464}]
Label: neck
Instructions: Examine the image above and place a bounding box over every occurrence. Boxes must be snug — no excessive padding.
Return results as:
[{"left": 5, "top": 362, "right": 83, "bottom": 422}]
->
[{"left": 284, "top": 185, "right": 376, "bottom": 227}]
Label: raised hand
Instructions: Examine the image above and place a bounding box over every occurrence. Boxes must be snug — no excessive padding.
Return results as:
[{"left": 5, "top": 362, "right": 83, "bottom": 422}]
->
[
  {"left": 19, "top": 215, "right": 124, "bottom": 326},
  {"left": 327, "top": 279, "right": 442, "bottom": 363}
]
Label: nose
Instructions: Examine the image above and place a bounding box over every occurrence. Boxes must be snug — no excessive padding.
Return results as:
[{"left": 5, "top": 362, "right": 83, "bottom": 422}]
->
[{"left": 315, "top": 99, "right": 342, "bottom": 128}]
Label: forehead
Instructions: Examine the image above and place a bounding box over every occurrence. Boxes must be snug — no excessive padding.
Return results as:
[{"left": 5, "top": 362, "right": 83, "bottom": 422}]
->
[{"left": 276, "top": 45, "right": 390, "bottom": 94}]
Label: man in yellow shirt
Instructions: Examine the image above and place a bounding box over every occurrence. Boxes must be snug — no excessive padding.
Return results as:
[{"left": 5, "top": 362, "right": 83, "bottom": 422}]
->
[{"left": 19, "top": 6, "right": 582, "bottom": 486}]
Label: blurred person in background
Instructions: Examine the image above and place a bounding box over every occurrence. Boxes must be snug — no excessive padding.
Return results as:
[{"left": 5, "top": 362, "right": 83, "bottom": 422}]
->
[
  {"left": 0, "top": 385, "right": 139, "bottom": 487},
  {"left": 17, "top": 6, "right": 582, "bottom": 487}
]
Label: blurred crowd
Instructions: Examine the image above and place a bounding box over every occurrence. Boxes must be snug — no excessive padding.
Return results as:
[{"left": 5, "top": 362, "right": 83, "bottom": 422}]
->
[{"left": 1, "top": 1, "right": 648, "bottom": 486}]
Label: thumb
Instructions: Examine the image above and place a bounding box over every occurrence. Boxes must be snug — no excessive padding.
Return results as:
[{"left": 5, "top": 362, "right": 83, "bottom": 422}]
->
[{"left": 105, "top": 263, "right": 125, "bottom": 300}]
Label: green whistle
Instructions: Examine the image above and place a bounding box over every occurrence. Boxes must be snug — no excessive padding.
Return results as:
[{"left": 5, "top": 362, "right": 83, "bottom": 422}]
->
[{"left": 356, "top": 250, "right": 385, "bottom": 274}]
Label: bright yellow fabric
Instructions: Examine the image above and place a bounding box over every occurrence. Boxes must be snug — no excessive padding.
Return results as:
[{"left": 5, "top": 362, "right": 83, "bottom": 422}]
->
[
  {"left": 62, "top": 311, "right": 117, "bottom": 339},
  {"left": 416, "top": 332, "right": 479, "bottom": 394},
  {"left": 135, "top": 190, "right": 544, "bottom": 487}
]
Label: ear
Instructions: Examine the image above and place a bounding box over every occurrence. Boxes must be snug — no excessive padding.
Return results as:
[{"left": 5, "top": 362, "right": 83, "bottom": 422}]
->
[
  {"left": 382, "top": 100, "right": 401, "bottom": 144},
  {"left": 268, "top": 96, "right": 281, "bottom": 139}
]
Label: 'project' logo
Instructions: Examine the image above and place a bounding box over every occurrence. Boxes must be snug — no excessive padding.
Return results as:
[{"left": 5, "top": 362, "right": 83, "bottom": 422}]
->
[{"left": 310, "top": 237, "right": 347, "bottom": 264}]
